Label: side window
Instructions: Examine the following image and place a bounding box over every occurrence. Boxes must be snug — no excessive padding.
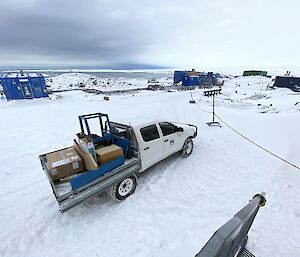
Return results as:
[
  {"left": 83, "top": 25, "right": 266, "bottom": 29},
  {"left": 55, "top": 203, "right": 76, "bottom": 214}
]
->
[
  {"left": 111, "top": 125, "right": 132, "bottom": 140},
  {"left": 159, "top": 122, "right": 177, "bottom": 136},
  {"left": 140, "top": 124, "right": 160, "bottom": 142}
]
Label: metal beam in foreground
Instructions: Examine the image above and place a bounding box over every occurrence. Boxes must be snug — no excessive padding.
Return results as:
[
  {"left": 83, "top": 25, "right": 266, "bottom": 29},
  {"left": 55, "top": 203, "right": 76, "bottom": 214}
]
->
[{"left": 195, "top": 193, "right": 266, "bottom": 257}]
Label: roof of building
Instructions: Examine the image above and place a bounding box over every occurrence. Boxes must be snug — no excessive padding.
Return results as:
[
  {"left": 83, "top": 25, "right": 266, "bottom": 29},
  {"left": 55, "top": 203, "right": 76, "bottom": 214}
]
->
[{"left": 2, "top": 72, "right": 44, "bottom": 79}]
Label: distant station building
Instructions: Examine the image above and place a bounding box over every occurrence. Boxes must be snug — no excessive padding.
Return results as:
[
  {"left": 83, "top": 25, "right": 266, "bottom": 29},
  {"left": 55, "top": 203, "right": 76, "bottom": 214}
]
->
[
  {"left": 0, "top": 71, "right": 48, "bottom": 100},
  {"left": 173, "top": 69, "right": 223, "bottom": 87},
  {"left": 273, "top": 75, "right": 300, "bottom": 92},
  {"left": 243, "top": 70, "right": 268, "bottom": 76}
]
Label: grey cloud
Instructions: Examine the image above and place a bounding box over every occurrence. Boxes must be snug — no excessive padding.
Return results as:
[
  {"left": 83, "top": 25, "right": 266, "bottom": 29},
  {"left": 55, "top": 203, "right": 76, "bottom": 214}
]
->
[
  {"left": 0, "top": 0, "right": 161, "bottom": 65},
  {"left": 0, "top": 0, "right": 299, "bottom": 67}
]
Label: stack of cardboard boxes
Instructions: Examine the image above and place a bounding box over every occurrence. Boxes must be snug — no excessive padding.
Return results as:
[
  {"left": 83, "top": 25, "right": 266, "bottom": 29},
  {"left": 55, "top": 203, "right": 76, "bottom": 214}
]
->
[{"left": 46, "top": 136, "right": 124, "bottom": 182}]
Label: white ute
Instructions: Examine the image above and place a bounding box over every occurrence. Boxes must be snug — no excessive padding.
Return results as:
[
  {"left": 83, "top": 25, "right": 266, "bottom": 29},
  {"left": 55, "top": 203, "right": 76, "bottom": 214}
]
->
[
  {"left": 131, "top": 120, "right": 196, "bottom": 170},
  {"left": 39, "top": 114, "right": 197, "bottom": 212}
]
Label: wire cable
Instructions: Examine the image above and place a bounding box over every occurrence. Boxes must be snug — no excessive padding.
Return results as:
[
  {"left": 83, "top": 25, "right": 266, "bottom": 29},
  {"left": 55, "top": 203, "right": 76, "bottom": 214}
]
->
[
  {"left": 213, "top": 113, "right": 300, "bottom": 170},
  {"left": 194, "top": 102, "right": 212, "bottom": 113},
  {"left": 192, "top": 96, "right": 300, "bottom": 170}
]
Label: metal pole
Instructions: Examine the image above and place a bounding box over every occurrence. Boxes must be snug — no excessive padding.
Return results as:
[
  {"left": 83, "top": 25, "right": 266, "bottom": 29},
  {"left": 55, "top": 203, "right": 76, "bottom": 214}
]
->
[
  {"left": 206, "top": 89, "right": 220, "bottom": 127},
  {"left": 195, "top": 193, "right": 266, "bottom": 257},
  {"left": 212, "top": 94, "right": 215, "bottom": 123}
]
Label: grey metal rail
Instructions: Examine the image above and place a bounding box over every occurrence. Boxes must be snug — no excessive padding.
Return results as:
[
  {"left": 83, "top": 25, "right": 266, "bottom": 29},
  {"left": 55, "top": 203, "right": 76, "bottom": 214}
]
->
[
  {"left": 195, "top": 193, "right": 266, "bottom": 257},
  {"left": 59, "top": 162, "right": 140, "bottom": 212},
  {"left": 56, "top": 158, "right": 140, "bottom": 202}
]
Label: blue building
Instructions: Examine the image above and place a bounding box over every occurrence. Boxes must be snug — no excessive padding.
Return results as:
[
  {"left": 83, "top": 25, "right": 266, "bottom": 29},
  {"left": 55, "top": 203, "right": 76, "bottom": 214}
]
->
[
  {"left": 273, "top": 76, "right": 300, "bottom": 92},
  {"left": 182, "top": 76, "right": 200, "bottom": 86},
  {"left": 174, "top": 69, "right": 223, "bottom": 87},
  {"left": 174, "top": 70, "right": 188, "bottom": 84},
  {"left": 0, "top": 71, "right": 48, "bottom": 100}
]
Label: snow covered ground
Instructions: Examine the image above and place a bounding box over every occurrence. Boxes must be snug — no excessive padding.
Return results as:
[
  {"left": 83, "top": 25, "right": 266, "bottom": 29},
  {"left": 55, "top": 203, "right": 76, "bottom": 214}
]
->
[
  {"left": 0, "top": 74, "right": 299, "bottom": 257},
  {"left": 45, "top": 71, "right": 173, "bottom": 91}
]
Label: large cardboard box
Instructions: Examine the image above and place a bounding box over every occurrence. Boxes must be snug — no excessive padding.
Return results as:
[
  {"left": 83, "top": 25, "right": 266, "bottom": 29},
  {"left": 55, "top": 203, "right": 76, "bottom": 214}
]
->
[
  {"left": 96, "top": 144, "right": 123, "bottom": 164},
  {"left": 46, "top": 147, "right": 84, "bottom": 181}
]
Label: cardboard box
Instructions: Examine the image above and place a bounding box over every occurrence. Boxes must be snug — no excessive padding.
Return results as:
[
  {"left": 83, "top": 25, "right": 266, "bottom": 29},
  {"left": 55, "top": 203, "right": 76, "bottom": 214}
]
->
[
  {"left": 76, "top": 136, "right": 97, "bottom": 162},
  {"left": 95, "top": 144, "right": 123, "bottom": 164},
  {"left": 74, "top": 140, "right": 98, "bottom": 171},
  {"left": 46, "top": 147, "right": 84, "bottom": 181}
]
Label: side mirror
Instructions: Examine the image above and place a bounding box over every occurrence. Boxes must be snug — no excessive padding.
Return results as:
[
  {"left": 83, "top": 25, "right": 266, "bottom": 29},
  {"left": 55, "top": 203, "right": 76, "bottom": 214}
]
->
[{"left": 177, "top": 127, "right": 184, "bottom": 132}]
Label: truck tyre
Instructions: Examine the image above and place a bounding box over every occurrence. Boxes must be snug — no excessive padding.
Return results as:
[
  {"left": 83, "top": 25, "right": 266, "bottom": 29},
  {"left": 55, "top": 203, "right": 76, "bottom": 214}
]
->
[
  {"left": 107, "top": 174, "right": 138, "bottom": 202},
  {"left": 181, "top": 138, "right": 193, "bottom": 157}
]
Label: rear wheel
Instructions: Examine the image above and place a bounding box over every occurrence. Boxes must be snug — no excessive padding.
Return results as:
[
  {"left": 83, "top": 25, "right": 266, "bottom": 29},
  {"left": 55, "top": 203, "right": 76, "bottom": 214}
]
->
[
  {"left": 107, "top": 174, "right": 138, "bottom": 202},
  {"left": 181, "top": 138, "right": 193, "bottom": 157}
]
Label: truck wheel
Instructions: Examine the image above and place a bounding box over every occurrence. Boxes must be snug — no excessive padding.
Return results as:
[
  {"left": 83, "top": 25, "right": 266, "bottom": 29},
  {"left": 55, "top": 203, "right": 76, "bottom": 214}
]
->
[
  {"left": 181, "top": 138, "right": 193, "bottom": 157},
  {"left": 107, "top": 174, "right": 138, "bottom": 202}
]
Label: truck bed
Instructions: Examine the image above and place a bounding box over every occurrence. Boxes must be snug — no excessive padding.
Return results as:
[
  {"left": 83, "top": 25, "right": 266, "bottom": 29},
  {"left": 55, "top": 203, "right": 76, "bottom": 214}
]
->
[{"left": 40, "top": 155, "right": 140, "bottom": 212}]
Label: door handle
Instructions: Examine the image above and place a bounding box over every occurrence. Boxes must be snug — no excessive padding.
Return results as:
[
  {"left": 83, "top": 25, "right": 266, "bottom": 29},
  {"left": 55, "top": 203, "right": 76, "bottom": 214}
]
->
[
  {"left": 144, "top": 146, "right": 150, "bottom": 150},
  {"left": 164, "top": 139, "right": 169, "bottom": 142},
  {"left": 170, "top": 140, "right": 174, "bottom": 145}
]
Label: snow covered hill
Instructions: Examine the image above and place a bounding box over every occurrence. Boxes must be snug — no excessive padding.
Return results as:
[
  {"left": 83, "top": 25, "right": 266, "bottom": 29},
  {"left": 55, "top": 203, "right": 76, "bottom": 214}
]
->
[
  {"left": 46, "top": 72, "right": 172, "bottom": 91},
  {"left": 0, "top": 74, "right": 299, "bottom": 257}
]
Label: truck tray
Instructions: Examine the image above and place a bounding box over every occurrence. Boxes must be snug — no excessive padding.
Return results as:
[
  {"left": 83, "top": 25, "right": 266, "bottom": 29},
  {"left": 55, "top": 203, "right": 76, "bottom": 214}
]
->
[{"left": 40, "top": 155, "right": 140, "bottom": 212}]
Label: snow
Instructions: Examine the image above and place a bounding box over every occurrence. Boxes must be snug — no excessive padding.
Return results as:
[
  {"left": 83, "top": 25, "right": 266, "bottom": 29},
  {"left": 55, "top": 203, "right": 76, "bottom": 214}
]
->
[
  {"left": 46, "top": 72, "right": 172, "bottom": 91},
  {"left": 0, "top": 73, "right": 300, "bottom": 257},
  {"left": 26, "top": 73, "right": 40, "bottom": 78},
  {"left": 1, "top": 72, "right": 41, "bottom": 79},
  {"left": 4, "top": 73, "right": 18, "bottom": 78}
]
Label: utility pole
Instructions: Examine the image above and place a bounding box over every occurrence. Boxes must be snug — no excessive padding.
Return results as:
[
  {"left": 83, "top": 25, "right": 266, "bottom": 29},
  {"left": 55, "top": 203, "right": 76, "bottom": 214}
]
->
[
  {"left": 204, "top": 88, "right": 221, "bottom": 127},
  {"left": 189, "top": 90, "right": 196, "bottom": 103},
  {"left": 104, "top": 81, "right": 109, "bottom": 101}
]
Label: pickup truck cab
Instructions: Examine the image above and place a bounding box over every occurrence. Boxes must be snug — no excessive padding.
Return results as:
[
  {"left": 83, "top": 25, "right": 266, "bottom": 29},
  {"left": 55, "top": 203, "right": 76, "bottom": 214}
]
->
[
  {"left": 39, "top": 113, "right": 197, "bottom": 212},
  {"left": 123, "top": 120, "right": 196, "bottom": 170}
]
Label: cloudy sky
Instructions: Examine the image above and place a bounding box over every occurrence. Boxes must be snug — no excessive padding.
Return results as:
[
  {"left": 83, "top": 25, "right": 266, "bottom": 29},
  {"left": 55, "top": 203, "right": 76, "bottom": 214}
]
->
[{"left": 0, "top": 0, "right": 299, "bottom": 68}]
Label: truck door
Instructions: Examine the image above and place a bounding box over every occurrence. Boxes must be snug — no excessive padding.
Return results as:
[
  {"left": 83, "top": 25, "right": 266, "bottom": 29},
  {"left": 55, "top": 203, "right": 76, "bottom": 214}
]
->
[
  {"left": 139, "top": 124, "right": 164, "bottom": 170},
  {"left": 159, "top": 122, "right": 184, "bottom": 157}
]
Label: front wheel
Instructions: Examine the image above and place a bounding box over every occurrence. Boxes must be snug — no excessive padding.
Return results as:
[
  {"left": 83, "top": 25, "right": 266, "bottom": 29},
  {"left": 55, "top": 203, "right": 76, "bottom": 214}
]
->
[
  {"left": 106, "top": 174, "right": 138, "bottom": 202},
  {"left": 181, "top": 138, "right": 193, "bottom": 157}
]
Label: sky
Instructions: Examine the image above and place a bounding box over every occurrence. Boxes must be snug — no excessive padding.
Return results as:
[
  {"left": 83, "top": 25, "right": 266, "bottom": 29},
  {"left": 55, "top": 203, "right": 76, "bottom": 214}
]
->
[{"left": 0, "top": 0, "right": 299, "bottom": 69}]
